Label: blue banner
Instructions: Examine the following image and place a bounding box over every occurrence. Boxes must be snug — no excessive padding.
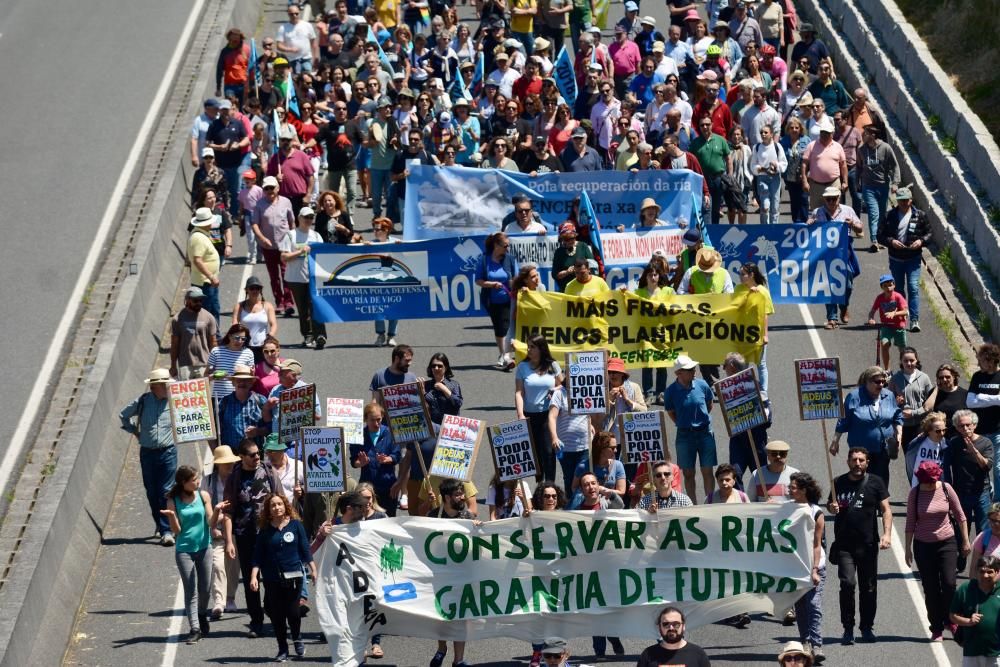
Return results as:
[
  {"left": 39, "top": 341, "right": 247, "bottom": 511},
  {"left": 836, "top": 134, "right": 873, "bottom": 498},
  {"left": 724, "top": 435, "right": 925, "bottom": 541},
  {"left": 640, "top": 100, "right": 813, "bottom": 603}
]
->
[
  {"left": 308, "top": 224, "right": 854, "bottom": 321},
  {"left": 705, "top": 222, "right": 858, "bottom": 304},
  {"left": 403, "top": 165, "right": 702, "bottom": 240}
]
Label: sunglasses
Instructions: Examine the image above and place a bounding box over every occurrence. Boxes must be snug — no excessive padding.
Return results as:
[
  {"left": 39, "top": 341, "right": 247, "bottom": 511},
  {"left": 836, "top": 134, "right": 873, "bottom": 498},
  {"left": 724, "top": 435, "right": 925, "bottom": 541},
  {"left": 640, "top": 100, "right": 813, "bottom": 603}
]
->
[
  {"left": 769, "top": 451, "right": 788, "bottom": 458},
  {"left": 654, "top": 472, "right": 671, "bottom": 478},
  {"left": 542, "top": 493, "right": 558, "bottom": 499},
  {"left": 244, "top": 452, "right": 261, "bottom": 458}
]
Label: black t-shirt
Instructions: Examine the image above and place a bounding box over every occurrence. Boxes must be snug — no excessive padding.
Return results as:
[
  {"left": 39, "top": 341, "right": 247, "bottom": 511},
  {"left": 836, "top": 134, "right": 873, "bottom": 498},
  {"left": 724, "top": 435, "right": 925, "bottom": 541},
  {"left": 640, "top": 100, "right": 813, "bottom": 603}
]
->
[
  {"left": 933, "top": 386, "right": 970, "bottom": 440},
  {"left": 491, "top": 116, "right": 532, "bottom": 147},
  {"left": 831, "top": 473, "right": 888, "bottom": 548},
  {"left": 637, "top": 642, "right": 711, "bottom": 667},
  {"left": 947, "top": 434, "right": 994, "bottom": 496},
  {"left": 391, "top": 149, "right": 433, "bottom": 200},
  {"left": 315, "top": 209, "right": 354, "bottom": 243},
  {"left": 317, "top": 120, "right": 366, "bottom": 171},
  {"left": 969, "top": 370, "right": 1000, "bottom": 434},
  {"left": 205, "top": 118, "right": 249, "bottom": 169},
  {"left": 519, "top": 150, "right": 564, "bottom": 175}
]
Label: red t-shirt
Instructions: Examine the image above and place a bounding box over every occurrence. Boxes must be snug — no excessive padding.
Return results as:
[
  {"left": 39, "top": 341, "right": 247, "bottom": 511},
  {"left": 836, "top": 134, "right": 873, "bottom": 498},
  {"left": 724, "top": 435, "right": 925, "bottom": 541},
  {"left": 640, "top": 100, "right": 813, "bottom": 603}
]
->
[{"left": 871, "top": 290, "right": 907, "bottom": 329}]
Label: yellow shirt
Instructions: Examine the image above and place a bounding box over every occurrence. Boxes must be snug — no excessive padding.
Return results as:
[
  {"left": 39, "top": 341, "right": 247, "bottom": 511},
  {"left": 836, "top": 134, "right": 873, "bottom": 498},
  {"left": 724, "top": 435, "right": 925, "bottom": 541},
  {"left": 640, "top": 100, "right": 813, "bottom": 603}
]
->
[
  {"left": 375, "top": 0, "right": 397, "bottom": 28},
  {"left": 565, "top": 275, "right": 610, "bottom": 296},
  {"left": 510, "top": 0, "right": 536, "bottom": 34},
  {"left": 187, "top": 229, "right": 220, "bottom": 285},
  {"left": 735, "top": 284, "right": 775, "bottom": 315}
]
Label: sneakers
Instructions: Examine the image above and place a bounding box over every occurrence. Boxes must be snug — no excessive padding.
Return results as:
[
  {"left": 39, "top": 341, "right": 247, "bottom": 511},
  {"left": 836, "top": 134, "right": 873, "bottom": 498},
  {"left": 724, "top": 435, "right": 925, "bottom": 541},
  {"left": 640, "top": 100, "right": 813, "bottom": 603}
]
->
[
  {"left": 910, "top": 321, "right": 921, "bottom": 333},
  {"left": 225, "top": 599, "right": 238, "bottom": 613},
  {"left": 783, "top": 609, "right": 796, "bottom": 626},
  {"left": 430, "top": 650, "right": 447, "bottom": 667},
  {"left": 186, "top": 629, "right": 202, "bottom": 644},
  {"left": 314, "top": 335, "right": 326, "bottom": 350},
  {"left": 304, "top": 336, "right": 314, "bottom": 348},
  {"left": 274, "top": 650, "right": 289, "bottom": 663},
  {"left": 733, "top": 613, "right": 751, "bottom": 628},
  {"left": 374, "top": 333, "right": 386, "bottom": 347},
  {"left": 859, "top": 628, "right": 877, "bottom": 643},
  {"left": 387, "top": 337, "right": 397, "bottom": 347},
  {"left": 284, "top": 306, "right": 296, "bottom": 318},
  {"left": 529, "top": 650, "right": 542, "bottom": 667},
  {"left": 930, "top": 630, "right": 943, "bottom": 642},
  {"left": 495, "top": 353, "right": 507, "bottom": 368},
  {"left": 812, "top": 647, "right": 825, "bottom": 664},
  {"left": 399, "top": 493, "right": 409, "bottom": 510},
  {"left": 294, "top": 640, "right": 306, "bottom": 657},
  {"left": 841, "top": 628, "right": 854, "bottom": 645},
  {"left": 210, "top": 606, "right": 222, "bottom": 620},
  {"left": 160, "top": 533, "right": 175, "bottom": 546}
]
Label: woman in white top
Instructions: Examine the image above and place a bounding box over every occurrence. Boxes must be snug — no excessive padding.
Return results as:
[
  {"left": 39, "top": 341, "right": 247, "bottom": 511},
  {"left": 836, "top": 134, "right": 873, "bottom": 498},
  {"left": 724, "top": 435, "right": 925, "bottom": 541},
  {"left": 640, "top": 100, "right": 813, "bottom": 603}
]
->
[
  {"left": 451, "top": 23, "right": 476, "bottom": 62},
  {"left": 686, "top": 19, "right": 713, "bottom": 64},
  {"left": 750, "top": 125, "right": 788, "bottom": 225},
  {"left": 279, "top": 206, "right": 326, "bottom": 349},
  {"left": 485, "top": 474, "right": 533, "bottom": 520},
  {"left": 790, "top": 472, "right": 827, "bottom": 662},
  {"left": 231, "top": 276, "right": 278, "bottom": 362},
  {"left": 367, "top": 217, "right": 403, "bottom": 346},
  {"left": 780, "top": 70, "right": 809, "bottom": 119},
  {"left": 727, "top": 126, "right": 753, "bottom": 224}
]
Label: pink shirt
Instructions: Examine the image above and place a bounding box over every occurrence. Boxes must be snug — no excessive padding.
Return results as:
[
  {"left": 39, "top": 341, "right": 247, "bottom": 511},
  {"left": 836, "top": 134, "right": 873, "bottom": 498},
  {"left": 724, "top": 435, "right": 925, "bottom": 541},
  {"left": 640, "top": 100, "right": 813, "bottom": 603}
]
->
[
  {"left": 266, "top": 149, "right": 315, "bottom": 198},
  {"left": 608, "top": 40, "right": 641, "bottom": 78},
  {"left": 802, "top": 138, "right": 846, "bottom": 183},
  {"left": 238, "top": 184, "right": 263, "bottom": 219},
  {"left": 905, "top": 482, "right": 965, "bottom": 543},
  {"left": 251, "top": 195, "right": 295, "bottom": 245}
]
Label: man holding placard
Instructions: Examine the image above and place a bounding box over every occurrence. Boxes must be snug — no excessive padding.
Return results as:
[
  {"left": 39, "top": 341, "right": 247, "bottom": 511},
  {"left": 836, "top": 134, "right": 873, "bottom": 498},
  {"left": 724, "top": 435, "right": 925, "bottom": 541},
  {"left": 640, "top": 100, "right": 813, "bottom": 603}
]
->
[
  {"left": 262, "top": 359, "right": 320, "bottom": 442},
  {"left": 664, "top": 355, "right": 718, "bottom": 501},
  {"left": 119, "top": 368, "right": 178, "bottom": 546}
]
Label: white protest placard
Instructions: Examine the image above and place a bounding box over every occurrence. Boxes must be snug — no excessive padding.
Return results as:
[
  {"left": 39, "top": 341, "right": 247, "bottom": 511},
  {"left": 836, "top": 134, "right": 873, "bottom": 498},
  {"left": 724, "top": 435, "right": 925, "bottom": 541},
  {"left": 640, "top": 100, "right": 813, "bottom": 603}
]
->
[
  {"left": 327, "top": 397, "right": 364, "bottom": 445},
  {"left": 279, "top": 383, "right": 317, "bottom": 443},
  {"left": 488, "top": 419, "right": 537, "bottom": 482},
  {"left": 302, "top": 426, "right": 347, "bottom": 493},
  {"left": 428, "top": 415, "right": 484, "bottom": 481},
  {"left": 715, "top": 368, "right": 767, "bottom": 437},
  {"left": 167, "top": 378, "right": 216, "bottom": 444},
  {"left": 794, "top": 357, "right": 844, "bottom": 421},
  {"left": 618, "top": 411, "right": 668, "bottom": 465},
  {"left": 380, "top": 382, "right": 434, "bottom": 443},
  {"left": 566, "top": 350, "right": 608, "bottom": 414}
]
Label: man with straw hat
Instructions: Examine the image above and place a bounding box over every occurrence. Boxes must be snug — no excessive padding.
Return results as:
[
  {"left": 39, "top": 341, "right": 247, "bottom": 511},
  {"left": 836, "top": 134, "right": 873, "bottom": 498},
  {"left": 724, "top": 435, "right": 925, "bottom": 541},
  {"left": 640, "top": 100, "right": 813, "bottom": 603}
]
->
[
  {"left": 119, "top": 368, "right": 179, "bottom": 545},
  {"left": 217, "top": 365, "right": 268, "bottom": 450},
  {"left": 188, "top": 207, "right": 222, "bottom": 329},
  {"left": 677, "top": 246, "right": 733, "bottom": 295}
]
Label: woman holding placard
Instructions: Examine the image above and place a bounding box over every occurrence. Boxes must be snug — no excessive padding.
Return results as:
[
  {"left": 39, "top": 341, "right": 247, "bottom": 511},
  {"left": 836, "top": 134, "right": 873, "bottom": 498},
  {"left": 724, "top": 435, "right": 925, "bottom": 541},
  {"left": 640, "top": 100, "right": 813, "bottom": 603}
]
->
[
  {"left": 548, "top": 384, "right": 594, "bottom": 496},
  {"left": 504, "top": 263, "right": 545, "bottom": 369},
  {"left": 486, "top": 473, "right": 533, "bottom": 520},
  {"left": 350, "top": 403, "right": 402, "bottom": 516},
  {"left": 515, "top": 335, "right": 563, "bottom": 483}
]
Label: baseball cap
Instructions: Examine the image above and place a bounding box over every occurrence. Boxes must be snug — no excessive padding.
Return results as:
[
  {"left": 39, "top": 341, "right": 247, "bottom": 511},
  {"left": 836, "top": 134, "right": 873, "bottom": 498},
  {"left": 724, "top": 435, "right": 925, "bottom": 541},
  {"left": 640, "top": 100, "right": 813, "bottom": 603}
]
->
[
  {"left": 299, "top": 206, "right": 315, "bottom": 217},
  {"left": 262, "top": 175, "right": 280, "bottom": 189},
  {"left": 217, "top": 99, "right": 233, "bottom": 110},
  {"left": 201, "top": 147, "right": 215, "bottom": 157},
  {"left": 242, "top": 169, "right": 257, "bottom": 180},
  {"left": 879, "top": 273, "right": 895, "bottom": 285},
  {"left": 186, "top": 286, "right": 205, "bottom": 299},
  {"left": 571, "top": 126, "right": 587, "bottom": 138},
  {"left": 682, "top": 227, "right": 703, "bottom": 246},
  {"left": 896, "top": 186, "right": 912, "bottom": 200},
  {"left": 624, "top": 0, "right": 638, "bottom": 10},
  {"left": 279, "top": 359, "right": 303, "bottom": 373}
]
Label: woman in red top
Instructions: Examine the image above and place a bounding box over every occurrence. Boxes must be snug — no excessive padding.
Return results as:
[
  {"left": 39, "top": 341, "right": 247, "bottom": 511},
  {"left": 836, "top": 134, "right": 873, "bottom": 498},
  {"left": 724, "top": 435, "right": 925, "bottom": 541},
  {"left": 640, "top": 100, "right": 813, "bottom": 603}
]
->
[{"left": 253, "top": 336, "right": 285, "bottom": 396}]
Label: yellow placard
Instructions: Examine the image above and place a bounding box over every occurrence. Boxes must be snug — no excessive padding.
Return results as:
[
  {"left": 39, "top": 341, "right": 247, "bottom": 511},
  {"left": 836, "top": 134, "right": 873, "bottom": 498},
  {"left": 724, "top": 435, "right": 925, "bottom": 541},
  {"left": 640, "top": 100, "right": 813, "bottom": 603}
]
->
[{"left": 512, "top": 290, "right": 766, "bottom": 368}]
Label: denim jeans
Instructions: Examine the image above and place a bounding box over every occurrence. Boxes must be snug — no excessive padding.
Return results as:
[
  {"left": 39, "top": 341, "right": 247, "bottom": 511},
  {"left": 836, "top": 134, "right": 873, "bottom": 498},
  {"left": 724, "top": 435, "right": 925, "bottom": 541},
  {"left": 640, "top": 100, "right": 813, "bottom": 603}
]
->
[
  {"left": 846, "top": 166, "right": 862, "bottom": 213},
  {"left": 140, "top": 446, "right": 178, "bottom": 536},
  {"left": 755, "top": 172, "right": 782, "bottom": 224},
  {"left": 570, "top": 20, "right": 592, "bottom": 56},
  {"left": 862, "top": 185, "right": 890, "bottom": 243},
  {"left": 374, "top": 319, "right": 398, "bottom": 336},
  {"left": 706, "top": 174, "right": 724, "bottom": 225},
  {"left": 825, "top": 277, "right": 854, "bottom": 322},
  {"left": 221, "top": 165, "right": 243, "bottom": 219},
  {"left": 198, "top": 281, "right": 221, "bottom": 332},
  {"left": 512, "top": 31, "right": 534, "bottom": 55},
  {"left": 370, "top": 168, "right": 391, "bottom": 217},
  {"left": 559, "top": 449, "right": 590, "bottom": 498},
  {"left": 757, "top": 344, "right": 769, "bottom": 394},
  {"left": 889, "top": 255, "right": 922, "bottom": 324},
  {"left": 795, "top": 564, "right": 825, "bottom": 648}
]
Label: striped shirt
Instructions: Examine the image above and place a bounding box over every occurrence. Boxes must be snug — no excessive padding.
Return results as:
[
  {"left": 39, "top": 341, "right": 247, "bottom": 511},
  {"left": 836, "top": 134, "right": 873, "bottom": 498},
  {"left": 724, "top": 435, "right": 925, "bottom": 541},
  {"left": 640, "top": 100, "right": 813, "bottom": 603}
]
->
[
  {"left": 637, "top": 490, "right": 694, "bottom": 510},
  {"left": 207, "top": 346, "right": 256, "bottom": 398}
]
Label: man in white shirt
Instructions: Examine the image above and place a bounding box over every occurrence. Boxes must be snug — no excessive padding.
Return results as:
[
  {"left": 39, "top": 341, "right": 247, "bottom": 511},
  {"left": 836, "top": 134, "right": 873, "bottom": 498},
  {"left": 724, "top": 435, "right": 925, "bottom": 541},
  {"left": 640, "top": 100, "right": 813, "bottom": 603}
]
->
[
  {"left": 487, "top": 52, "right": 521, "bottom": 98},
  {"left": 190, "top": 99, "right": 220, "bottom": 167},
  {"left": 276, "top": 3, "right": 318, "bottom": 73},
  {"left": 651, "top": 41, "right": 679, "bottom": 80}
]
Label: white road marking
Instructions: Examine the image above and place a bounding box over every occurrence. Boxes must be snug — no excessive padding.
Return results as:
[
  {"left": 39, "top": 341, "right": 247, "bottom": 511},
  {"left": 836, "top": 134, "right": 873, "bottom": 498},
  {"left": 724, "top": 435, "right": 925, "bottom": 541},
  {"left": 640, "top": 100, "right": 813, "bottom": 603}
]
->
[
  {"left": 0, "top": 0, "right": 206, "bottom": 494},
  {"left": 798, "top": 303, "right": 949, "bottom": 665}
]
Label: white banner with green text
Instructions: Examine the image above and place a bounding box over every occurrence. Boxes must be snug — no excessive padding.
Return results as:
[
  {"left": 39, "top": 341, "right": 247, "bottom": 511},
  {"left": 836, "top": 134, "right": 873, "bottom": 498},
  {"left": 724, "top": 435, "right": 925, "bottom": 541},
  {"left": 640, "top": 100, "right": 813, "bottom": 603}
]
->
[{"left": 315, "top": 504, "right": 815, "bottom": 666}]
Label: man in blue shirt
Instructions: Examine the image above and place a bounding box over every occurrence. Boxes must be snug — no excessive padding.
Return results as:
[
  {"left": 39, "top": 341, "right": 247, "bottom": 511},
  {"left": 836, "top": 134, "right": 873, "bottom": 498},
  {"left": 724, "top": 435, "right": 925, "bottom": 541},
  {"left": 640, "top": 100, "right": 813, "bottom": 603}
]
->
[
  {"left": 628, "top": 56, "right": 665, "bottom": 107},
  {"left": 664, "top": 355, "right": 717, "bottom": 500},
  {"left": 560, "top": 126, "right": 603, "bottom": 172},
  {"left": 119, "top": 368, "right": 178, "bottom": 545},
  {"left": 217, "top": 366, "right": 268, "bottom": 449}
]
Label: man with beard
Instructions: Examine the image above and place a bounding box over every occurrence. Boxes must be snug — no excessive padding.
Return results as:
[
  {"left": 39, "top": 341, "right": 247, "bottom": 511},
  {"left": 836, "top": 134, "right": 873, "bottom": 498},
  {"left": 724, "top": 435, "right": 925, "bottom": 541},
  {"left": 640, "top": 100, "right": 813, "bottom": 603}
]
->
[
  {"left": 637, "top": 606, "right": 711, "bottom": 667},
  {"left": 170, "top": 287, "right": 218, "bottom": 379},
  {"left": 370, "top": 344, "right": 417, "bottom": 401},
  {"left": 523, "top": 135, "right": 564, "bottom": 175}
]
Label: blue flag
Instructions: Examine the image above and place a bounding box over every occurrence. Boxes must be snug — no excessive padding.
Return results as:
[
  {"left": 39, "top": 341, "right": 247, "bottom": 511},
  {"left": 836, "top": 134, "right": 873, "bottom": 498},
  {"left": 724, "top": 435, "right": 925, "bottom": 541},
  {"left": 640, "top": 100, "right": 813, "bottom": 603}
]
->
[
  {"left": 285, "top": 70, "right": 300, "bottom": 118},
  {"left": 553, "top": 47, "right": 577, "bottom": 109},
  {"left": 366, "top": 27, "right": 396, "bottom": 77},
  {"left": 247, "top": 38, "right": 260, "bottom": 88},
  {"left": 578, "top": 190, "right": 604, "bottom": 268},
  {"left": 449, "top": 69, "right": 468, "bottom": 102},
  {"left": 472, "top": 51, "right": 484, "bottom": 96},
  {"left": 272, "top": 106, "right": 281, "bottom": 155}
]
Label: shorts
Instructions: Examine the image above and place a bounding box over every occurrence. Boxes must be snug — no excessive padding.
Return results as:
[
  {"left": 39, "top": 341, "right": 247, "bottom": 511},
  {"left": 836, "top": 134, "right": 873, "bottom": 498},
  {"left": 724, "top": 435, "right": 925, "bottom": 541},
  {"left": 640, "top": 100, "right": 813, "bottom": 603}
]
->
[
  {"left": 675, "top": 428, "right": 718, "bottom": 469},
  {"left": 357, "top": 146, "right": 371, "bottom": 170},
  {"left": 879, "top": 326, "right": 907, "bottom": 348}
]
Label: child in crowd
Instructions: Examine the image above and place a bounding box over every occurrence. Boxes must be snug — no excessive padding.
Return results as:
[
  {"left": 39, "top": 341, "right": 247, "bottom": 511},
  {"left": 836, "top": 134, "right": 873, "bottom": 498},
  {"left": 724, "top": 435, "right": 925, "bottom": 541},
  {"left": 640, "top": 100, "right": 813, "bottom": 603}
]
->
[{"left": 868, "top": 273, "right": 908, "bottom": 369}]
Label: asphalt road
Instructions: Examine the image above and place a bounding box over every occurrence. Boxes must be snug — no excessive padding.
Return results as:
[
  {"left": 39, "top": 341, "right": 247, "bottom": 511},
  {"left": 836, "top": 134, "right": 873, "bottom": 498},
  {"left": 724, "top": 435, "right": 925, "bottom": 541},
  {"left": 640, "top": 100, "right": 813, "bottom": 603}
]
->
[
  {"left": 62, "top": 3, "right": 970, "bottom": 667},
  {"left": 0, "top": 0, "right": 197, "bottom": 479}
]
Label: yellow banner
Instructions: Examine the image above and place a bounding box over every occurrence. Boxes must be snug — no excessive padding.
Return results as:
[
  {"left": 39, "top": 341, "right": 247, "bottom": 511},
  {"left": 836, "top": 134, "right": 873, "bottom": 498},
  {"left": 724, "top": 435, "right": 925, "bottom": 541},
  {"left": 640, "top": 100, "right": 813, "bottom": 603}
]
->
[{"left": 512, "top": 290, "right": 766, "bottom": 368}]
